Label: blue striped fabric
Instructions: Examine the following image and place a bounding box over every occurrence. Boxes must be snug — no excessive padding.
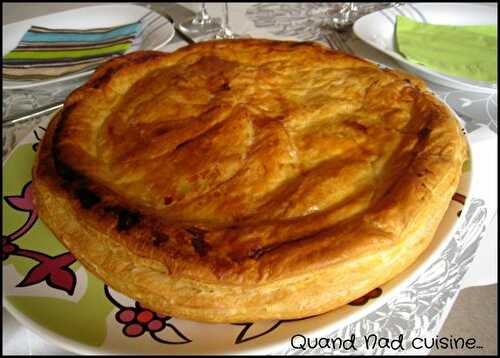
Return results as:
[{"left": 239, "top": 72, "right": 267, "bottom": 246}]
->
[
  {"left": 3, "top": 20, "right": 144, "bottom": 80},
  {"left": 21, "top": 22, "right": 142, "bottom": 43}
]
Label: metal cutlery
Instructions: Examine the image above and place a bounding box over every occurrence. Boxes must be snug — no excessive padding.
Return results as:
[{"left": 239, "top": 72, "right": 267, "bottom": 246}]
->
[
  {"left": 160, "top": 11, "right": 195, "bottom": 44},
  {"left": 321, "top": 2, "right": 406, "bottom": 54},
  {"left": 3, "top": 101, "right": 64, "bottom": 127},
  {"left": 321, "top": 26, "right": 353, "bottom": 54}
]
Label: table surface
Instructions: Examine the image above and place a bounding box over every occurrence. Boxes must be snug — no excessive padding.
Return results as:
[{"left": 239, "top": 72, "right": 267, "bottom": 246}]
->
[{"left": 2, "top": 2, "right": 498, "bottom": 355}]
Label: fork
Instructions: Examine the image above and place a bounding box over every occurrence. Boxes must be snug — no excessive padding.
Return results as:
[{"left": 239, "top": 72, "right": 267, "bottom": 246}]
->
[
  {"left": 321, "top": 2, "right": 406, "bottom": 54},
  {"left": 320, "top": 25, "right": 353, "bottom": 54}
]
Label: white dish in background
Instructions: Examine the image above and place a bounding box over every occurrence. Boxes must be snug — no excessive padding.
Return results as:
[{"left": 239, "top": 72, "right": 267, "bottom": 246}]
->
[
  {"left": 353, "top": 3, "right": 497, "bottom": 93},
  {"left": 2, "top": 4, "right": 174, "bottom": 90}
]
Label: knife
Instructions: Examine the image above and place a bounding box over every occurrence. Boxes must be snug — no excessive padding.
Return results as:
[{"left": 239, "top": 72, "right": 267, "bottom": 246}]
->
[
  {"left": 160, "top": 11, "right": 195, "bottom": 45},
  {"left": 3, "top": 101, "right": 64, "bottom": 127}
]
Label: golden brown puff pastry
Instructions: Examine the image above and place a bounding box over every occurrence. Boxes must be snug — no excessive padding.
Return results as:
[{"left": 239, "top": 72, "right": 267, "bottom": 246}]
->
[{"left": 32, "top": 39, "right": 467, "bottom": 323}]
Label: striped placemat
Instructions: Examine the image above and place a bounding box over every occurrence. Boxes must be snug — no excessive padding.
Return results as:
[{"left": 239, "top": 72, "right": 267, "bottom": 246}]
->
[{"left": 2, "top": 13, "right": 153, "bottom": 80}]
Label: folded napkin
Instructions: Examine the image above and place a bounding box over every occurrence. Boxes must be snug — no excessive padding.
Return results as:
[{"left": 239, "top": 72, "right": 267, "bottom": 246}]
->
[
  {"left": 396, "top": 16, "right": 497, "bottom": 83},
  {"left": 2, "top": 21, "right": 144, "bottom": 80}
]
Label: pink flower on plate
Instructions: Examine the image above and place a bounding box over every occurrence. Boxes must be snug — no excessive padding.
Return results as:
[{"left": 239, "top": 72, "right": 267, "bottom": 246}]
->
[
  {"left": 105, "top": 286, "right": 191, "bottom": 344},
  {"left": 116, "top": 302, "right": 170, "bottom": 337}
]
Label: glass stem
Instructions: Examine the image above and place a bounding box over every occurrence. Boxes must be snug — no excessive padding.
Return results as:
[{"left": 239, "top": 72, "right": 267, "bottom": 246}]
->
[
  {"left": 200, "top": 3, "right": 210, "bottom": 22},
  {"left": 222, "top": 3, "right": 229, "bottom": 29},
  {"left": 216, "top": 2, "right": 233, "bottom": 38}
]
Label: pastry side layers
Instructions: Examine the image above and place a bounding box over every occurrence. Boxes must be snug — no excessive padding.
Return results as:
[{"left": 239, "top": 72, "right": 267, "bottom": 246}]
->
[{"left": 32, "top": 39, "right": 467, "bottom": 322}]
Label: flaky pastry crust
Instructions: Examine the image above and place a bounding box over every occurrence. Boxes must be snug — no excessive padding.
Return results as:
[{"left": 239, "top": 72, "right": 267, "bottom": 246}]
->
[{"left": 32, "top": 39, "right": 467, "bottom": 323}]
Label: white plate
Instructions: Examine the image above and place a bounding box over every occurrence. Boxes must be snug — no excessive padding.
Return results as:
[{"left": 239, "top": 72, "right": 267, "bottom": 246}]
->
[
  {"left": 353, "top": 3, "right": 497, "bottom": 93},
  {"left": 2, "top": 95, "right": 473, "bottom": 354},
  {"left": 2, "top": 4, "right": 174, "bottom": 90}
]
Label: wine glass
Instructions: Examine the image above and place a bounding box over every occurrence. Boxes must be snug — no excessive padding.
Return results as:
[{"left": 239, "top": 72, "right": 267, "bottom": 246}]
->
[
  {"left": 178, "top": 2, "right": 221, "bottom": 34},
  {"left": 331, "top": 3, "right": 359, "bottom": 30},
  {"left": 214, "top": 3, "right": 240, "bottom": 40},
  {"left": 329, "top": 3, "right": 405, "bottom": 30}
]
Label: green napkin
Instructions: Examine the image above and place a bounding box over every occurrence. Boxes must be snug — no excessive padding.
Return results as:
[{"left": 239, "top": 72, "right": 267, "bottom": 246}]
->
[{"left": 395, "top": 16, "right": 497, "bottom": 83}]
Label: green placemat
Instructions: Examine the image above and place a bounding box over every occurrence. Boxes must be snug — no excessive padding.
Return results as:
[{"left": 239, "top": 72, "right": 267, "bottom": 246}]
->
[{"left": 396, "top": 16, "right": 497, "bottom": 83}]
